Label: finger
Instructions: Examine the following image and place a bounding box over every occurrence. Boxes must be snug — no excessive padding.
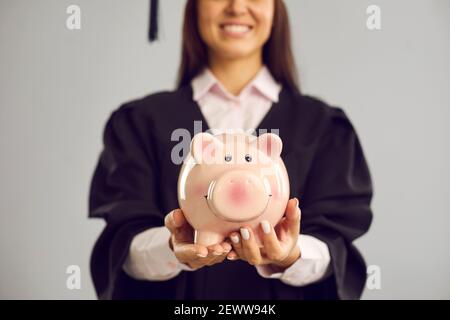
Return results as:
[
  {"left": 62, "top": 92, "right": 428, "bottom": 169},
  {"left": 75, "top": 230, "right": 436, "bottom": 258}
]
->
[
  {"left": 194, "top": 244, "right": 209, "bottom": 258},
  {"left": 194, "top": 252, "right": 214, "bottom": 266},
  {"left": 172, "top": 208, "right": 188, "bottom": 227},
  {"left": 260, "top": 220, "right": 285, "bottom": 262},
  {"left": 165, "top": 209, "right": 194, "bottom": 244},
  {"left": 208, "top": 241, "right": 232, "bottom": 253},
  {"left": 197, "top": 242, "right": 230, "bottom": 266},
  {"left": 207, "top": 243, "right": 225, "bottom": 256},
  {"left": 178, "top": 243, "right": 208, "bottom": 258},
  {"left": 285, "top": 198, "right": 301, "bottom": 238},
  {"left": 174, "top": 243, "right": 208, "bottom": 264},
  {"left": 164, "top": 209, "right": 184, "bottom": 234},
  {"left": 226, "top": 250, "right": 239, "bottom": 261},
  {"left": 207, "top": 243, "right": 231, "bottom": 266},
  {"left": 240, "top": 227, "right": 263, "bottom": 265},
  {"left": 198, "top": 243, "right": 225, "bottom": 267},
  {"left": 216, "top": 241, "right": 232, "bottom": 259},
  {"left": 285, "top": 198, "right": 300, "bottom": 221},
  {"left": 221, "top": 241, "right": 232, "bottom": 253},
  {"left": 229, "top": 232, "right": 244, "bottom": 258},
  {"left": 190, "top": 250, "right": 217, "bottom": 269}
]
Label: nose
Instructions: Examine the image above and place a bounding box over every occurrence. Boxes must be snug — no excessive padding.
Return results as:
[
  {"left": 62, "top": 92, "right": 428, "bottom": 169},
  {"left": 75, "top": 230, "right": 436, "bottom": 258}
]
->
[
  {"left": 227, "top": 176, "right": 259, "bottom": 204},
  {"left": 228, "top": 179, "right": 247, "bottom": 204},
  {"left": 206, "top": 170, "right": 269, "bottom": 222},
  {"left": 226, "top": 0, "right": 248, "bottom": 15}
]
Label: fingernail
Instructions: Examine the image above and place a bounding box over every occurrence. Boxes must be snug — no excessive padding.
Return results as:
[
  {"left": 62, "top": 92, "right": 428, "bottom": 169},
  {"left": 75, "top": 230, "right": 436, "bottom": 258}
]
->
[
  {"left": 213, "top": 251, "right": 222, "bottom": 256},
  {"left": 227, "top": 255, "right": 236, "bottom": 260},
  {"left": 196, "top": 252, "right": 207, "bottom": 258},
  {"left": 295, "top": 198, "right": 299, "bottom": 209},
  {"left": 230, "top": 234, "right": 240, "bottom": 244},
  {"left": 240, "top": 228, "right": 250, "bottom": 240},
  {"left": 261, "top": 220, "right": 271, "bottom": 234}
]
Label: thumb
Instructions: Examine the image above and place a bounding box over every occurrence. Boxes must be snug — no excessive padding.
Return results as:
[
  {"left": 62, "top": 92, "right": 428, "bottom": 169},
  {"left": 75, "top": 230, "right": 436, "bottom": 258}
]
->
[
  {"left": 164, "top": 209, "right": 187, "bottom": 233},
  {"left": 165, "top": 209, "right": 194, "bottom": 244}
]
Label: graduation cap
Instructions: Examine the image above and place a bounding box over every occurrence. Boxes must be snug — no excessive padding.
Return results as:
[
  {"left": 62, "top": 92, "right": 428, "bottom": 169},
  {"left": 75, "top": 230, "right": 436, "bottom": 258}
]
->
[{"left": 148, "top": 0, "right": 159, "bottom": 42}]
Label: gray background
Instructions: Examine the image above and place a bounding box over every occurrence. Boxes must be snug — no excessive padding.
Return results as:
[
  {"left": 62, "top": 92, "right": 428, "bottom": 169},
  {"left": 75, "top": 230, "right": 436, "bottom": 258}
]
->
[{"left": 0, "top": 0, "right": 449, "bottom": 299}]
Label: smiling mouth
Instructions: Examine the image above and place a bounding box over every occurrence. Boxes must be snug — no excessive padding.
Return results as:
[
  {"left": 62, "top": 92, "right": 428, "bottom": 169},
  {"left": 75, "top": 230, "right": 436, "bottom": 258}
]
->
[{"left": 219, "top": 24, "right": 253, "bottom": 35}]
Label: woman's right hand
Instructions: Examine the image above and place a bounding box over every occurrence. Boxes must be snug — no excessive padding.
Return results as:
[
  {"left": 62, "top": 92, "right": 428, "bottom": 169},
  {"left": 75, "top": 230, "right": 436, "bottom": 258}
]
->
[{"left": 164, "top": 209, "right": 232, "bottom": 270}]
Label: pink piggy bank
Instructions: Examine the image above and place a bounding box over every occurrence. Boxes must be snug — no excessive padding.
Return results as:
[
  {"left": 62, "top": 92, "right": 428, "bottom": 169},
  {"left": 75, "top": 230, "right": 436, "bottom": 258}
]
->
[{"left": 177, "top": 132, "right": 290, "bottom": 247}]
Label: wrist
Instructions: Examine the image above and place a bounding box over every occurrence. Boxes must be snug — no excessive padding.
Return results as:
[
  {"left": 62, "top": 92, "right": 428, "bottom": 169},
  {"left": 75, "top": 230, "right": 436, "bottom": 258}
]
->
[{"left": 271, "top": 245, "right": 301, "bottom": 270}]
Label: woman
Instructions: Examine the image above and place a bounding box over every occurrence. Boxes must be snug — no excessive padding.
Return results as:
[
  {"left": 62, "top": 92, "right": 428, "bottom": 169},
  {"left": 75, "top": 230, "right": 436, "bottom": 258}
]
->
[{"left": 89, "top": 0, "right": 373, "bottom": 300}]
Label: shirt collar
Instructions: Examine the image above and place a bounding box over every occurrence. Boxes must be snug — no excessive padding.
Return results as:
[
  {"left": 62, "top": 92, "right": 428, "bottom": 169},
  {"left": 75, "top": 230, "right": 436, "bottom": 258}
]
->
[
  {"left": 191, "top": 68, "right": 217, "bottom": 101},
  {"left": 191, "top": 65, "right": 281, "bottom": 103},
  {"left": 251, "top": 66, "right": 282, "bottom": 103}
]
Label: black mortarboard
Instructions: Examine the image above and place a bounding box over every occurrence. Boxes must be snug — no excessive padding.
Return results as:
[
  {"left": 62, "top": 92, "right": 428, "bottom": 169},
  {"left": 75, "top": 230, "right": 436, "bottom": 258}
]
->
[{"left": 148, "top": 0, "right": 159, "bottom": 42}]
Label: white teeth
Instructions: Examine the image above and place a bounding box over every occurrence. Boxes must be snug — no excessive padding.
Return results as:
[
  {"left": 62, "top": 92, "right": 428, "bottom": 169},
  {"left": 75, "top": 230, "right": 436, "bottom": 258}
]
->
[{"left": 222, "top": 24, "right": 251, "bottom": 34}]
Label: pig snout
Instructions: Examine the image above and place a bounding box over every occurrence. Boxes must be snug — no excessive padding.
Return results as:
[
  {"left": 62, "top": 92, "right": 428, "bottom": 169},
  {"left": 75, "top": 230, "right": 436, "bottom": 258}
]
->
[{"left": 206, "top": 170, "right": 271, "bottom": 222}]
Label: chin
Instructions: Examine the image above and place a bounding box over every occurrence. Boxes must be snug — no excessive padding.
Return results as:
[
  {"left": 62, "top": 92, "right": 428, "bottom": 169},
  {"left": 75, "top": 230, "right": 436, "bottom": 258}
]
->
[{"left": 215, "top": 44, "right": 257, "bottom": 60}]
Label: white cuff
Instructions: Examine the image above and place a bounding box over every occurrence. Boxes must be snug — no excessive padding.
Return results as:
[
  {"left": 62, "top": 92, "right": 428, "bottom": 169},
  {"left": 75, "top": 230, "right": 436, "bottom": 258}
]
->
[
  {"left": 255, "top": 234, "right": 331, "bottom": 286},
  {"left": 122, "top": 226, "right": 195, "bottom": 281}
]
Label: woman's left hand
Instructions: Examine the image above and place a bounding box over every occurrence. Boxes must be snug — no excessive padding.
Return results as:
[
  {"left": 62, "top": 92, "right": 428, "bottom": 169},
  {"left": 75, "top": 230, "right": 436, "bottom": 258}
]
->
[{"left": 227, "top": 198, "right": 302, "bottom": 271}]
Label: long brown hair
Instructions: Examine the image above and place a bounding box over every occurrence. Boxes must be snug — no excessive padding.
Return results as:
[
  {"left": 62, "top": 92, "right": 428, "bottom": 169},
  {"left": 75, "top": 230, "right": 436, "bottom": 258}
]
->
[{"left": 177, "top": 0, "right": 300, "bottom": 94}]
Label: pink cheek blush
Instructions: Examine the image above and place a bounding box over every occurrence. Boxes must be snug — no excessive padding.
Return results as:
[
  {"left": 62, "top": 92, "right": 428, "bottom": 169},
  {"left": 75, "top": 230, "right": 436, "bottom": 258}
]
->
[{"left": 193, "top": 185, "right": 207, "bottom": 197}]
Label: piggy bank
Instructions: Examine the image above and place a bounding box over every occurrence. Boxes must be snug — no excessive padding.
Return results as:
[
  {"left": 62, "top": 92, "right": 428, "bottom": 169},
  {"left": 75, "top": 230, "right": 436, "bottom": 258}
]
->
[{"left": 177, "top": 132, "right": 290, "bottom": 247}]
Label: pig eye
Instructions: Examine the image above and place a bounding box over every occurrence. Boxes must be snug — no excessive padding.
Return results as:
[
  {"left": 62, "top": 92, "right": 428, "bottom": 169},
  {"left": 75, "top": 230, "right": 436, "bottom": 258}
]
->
[
  {"left": 224, "top": 155, "right": 232, "bottom": 162},
  {"left": 245, "top": 154, "right": 252, "bottom": 162}
]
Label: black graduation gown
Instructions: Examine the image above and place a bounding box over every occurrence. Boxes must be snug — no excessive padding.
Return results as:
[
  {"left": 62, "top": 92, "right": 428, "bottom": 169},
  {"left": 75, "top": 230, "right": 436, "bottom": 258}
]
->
[{"left": 88, "top": 85, "right": 373, "bottom": 300}]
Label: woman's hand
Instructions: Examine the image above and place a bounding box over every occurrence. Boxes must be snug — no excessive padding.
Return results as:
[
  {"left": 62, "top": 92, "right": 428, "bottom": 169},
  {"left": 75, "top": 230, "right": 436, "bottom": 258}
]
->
[
  {"left": 164, "top": 209, "right": 232, "bottom": 270},
  {"left": 226, "top": 198, "right": 302, "bottom": 271}
]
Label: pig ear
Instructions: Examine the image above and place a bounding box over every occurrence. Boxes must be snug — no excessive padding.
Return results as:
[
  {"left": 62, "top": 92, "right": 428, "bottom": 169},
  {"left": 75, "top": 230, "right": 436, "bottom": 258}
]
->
[
  {"left": 254, "top": 133, "right": 283, "bottom": 158},
  {"left": 191, "top": 132, "right": 223, "bottom": 164}
]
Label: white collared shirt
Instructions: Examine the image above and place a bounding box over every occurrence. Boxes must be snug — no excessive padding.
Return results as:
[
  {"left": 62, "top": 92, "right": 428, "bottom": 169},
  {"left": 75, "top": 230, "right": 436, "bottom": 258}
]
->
[{"left": 191, "top": 66, "right": 281, "bottom": 134}]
